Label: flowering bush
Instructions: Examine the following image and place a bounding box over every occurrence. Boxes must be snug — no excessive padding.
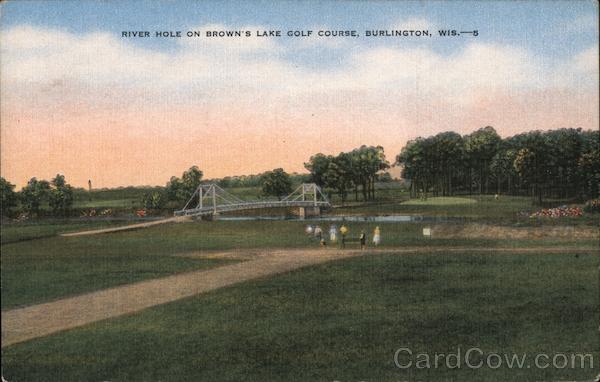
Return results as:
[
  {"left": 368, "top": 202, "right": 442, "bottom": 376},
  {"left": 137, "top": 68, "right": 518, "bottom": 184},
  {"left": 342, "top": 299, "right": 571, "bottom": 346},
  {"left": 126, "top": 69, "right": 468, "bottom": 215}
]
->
[{"left": 529, "top": 205, "right": 583, "bottom": 218}]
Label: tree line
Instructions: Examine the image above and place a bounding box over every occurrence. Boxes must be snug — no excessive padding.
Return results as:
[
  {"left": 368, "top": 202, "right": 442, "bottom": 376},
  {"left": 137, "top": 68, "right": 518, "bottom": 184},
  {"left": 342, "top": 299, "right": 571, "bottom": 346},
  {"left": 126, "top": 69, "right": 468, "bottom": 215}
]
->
[
  {"left": 304, "top": 145, "right": 390, "bottom": 204},
  {"left": 1, "top": 175, "right": 74, "bottom": 217},
  {"left": 396, "top": 127, "right": 599, "bottom": 204},
  {"left": 2, "top": 126, "right": 598, "bottom": 216}
]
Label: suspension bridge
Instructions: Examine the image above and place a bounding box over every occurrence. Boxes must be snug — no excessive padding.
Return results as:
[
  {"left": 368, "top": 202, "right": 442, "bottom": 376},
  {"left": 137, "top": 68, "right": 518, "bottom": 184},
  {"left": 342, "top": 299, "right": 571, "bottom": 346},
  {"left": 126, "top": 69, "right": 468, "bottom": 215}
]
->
[{"left": 174, "top": 183, "right": 331, "bottom": 218}]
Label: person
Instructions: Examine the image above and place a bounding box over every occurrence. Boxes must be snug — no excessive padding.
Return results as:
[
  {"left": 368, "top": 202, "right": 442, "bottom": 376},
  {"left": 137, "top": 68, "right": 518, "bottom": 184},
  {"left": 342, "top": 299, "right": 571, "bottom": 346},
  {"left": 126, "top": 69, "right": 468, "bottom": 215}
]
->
[
  {"left": 329, "top": 224, "right": 338, "bottom": 243},
  {"left": 314, "top": 225, "right": 323, "bottom": 240},
  {"left": 373, "top": 226, "right": 381, "bottom": 246},
  {"left": 340, "top": 224, "right": 348, "bottom": 249},
  {"left": 359, "top": 231, "right": 366, "bottom": 250},
  {"left": 305, "top": 225, "right": 314, "bottom": 235}
]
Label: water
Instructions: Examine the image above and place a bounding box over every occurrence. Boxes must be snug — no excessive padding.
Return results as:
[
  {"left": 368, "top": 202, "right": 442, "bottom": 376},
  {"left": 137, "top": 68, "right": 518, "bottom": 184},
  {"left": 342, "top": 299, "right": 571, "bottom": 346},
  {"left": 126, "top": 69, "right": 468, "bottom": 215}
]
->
[{"left": 217, "top": 215, "right": 464, "bottom": 223}]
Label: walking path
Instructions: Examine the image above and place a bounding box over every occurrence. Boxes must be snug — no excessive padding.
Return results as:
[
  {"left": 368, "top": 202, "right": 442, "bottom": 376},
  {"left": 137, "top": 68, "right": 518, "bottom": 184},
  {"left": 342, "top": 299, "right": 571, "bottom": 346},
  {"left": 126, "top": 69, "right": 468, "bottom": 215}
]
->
[
  {"left": 2, "top": 246, "right": 596, "bottom": 347},
  {"left": 60, "top": 216, "right": 190, "bottom": 237}
]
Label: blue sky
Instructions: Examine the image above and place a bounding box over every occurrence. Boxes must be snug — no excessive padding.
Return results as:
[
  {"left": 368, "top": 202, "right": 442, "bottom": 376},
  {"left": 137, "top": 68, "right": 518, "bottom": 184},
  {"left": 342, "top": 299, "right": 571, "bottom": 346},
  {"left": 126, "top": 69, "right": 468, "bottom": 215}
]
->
[{"left": 1, "top": 0, "right": 597, "bottom": 59}]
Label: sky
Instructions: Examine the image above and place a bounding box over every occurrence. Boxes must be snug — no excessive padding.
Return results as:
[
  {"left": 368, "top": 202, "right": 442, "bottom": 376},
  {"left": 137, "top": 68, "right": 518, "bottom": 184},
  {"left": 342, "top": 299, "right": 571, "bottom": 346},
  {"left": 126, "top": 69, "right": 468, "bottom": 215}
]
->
[{"left": 1, "top": 0, "right": 598, "bottom": 188}]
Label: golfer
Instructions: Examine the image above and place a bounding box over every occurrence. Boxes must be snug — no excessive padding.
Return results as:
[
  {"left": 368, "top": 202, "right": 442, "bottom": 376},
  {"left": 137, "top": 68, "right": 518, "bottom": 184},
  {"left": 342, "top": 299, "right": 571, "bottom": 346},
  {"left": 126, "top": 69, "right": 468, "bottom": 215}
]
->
[
  {"left": 329, "top": 225, "right": 338, "bottom": 242},
  {"left": 373, "top": 226, "right": 381, "bottom": 246},
  {"left": 340, "top": 224, "right": 348, "bottom": 249}
]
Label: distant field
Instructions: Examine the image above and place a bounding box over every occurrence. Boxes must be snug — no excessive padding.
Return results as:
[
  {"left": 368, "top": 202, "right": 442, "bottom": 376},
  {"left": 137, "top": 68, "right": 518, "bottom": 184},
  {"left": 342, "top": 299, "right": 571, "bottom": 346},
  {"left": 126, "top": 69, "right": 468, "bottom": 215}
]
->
[
  {"left": 403, "top": 196, "right": 478, "bottom": 205},
  {"left": 3, "top": 251, "right": 597, "bottom": 381},
  {"left": 0, "top": 220, "right": 124, "bottom": 244},
  {"left": 73, "top": 199, "right": 140, "bottom": 208},
  {"left": 1, "top": 220, "right": 596, "bottom": 310}
]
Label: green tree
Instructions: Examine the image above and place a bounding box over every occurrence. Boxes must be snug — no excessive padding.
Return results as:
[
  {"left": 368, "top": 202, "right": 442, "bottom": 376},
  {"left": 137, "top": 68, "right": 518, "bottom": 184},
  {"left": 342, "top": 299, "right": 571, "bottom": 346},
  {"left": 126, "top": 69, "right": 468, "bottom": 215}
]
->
[
  {"left": 464, "top": 126, "right": 501, "bottom": 195},
  {"left": 48, "top": 174, "right": 74, "bottom": 216},
  {"left": 323, "top": 152, "right": 354, "bottom": 204},
  {"left": 1, "top": 177, "right": 18, "bottom": 217},
  {"left": 490, "top": 148, "right": 517, "bottom": 194},
  {"left": 578, "top": 149, "right": 600, "bottom": 199},
  {"left": 513, "top": 132, "right": 551, "bottom": 204},
  {"left": 142, "top": 191, "right": 166, "bottom": 209},
  {"left": 304, "top": 154, "right": 332, "bottom": 188},
  {"left": 396, "top": 138, "right": 431, "bottom": 198},
  {"left": 166, "top": 166, "right": 204, "bottom": 203},
  {"left": 261, "top": 168, "right": 293, "bottom": 200},
  {"left": 182, "top": 166, "right": 204, "bottom": 197},
  {"left": 20, "top": 178, "right": 51, "bottom": 215}
]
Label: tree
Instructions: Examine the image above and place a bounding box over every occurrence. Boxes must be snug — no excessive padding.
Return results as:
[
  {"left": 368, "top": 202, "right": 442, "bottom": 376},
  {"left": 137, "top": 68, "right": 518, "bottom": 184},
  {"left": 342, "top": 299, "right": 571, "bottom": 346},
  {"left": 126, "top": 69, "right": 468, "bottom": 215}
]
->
[
  {"left": 464, "top": 126, "right": 501, "bottom": 195},
  {"left": 513, "top": 132, "right": 551, "bottom": 204},
  {"left": 182, "top": 166, "right": 203, "bottom": 197},
  {"left": 20, "top": 178, "right": 50, "bottom": 215},
  {"left": 304, "top": 154, "right": 332, "bottom": 188},
  {"left": 142, "top": 191, "right": 166, "bottom": 209},
  {"left": 1, "top": 177, "right": 18, "bottom": 216},
  {"left": 347, "top": 145, "right": 389, "bottom": 201},
  {"left": 323, "top": 152, "right": 354, "bottom": 204},
  {"left": 261, "top": 168, "right": 293, "bottom": 200},
  {"left": 578, "top": 149, "right": 600, "bottom": 199},
  {"left": 166, "top": 166, "right": 204, "bottom": 203},
  {"left": 396, "top": 138, "right": 431, "bottom": 198},
  {"left": 48, "top": 174, "right": 74, "bottom": 215},
  {"left": 490, "top": 148, "right": 517, "bottom": 194}
]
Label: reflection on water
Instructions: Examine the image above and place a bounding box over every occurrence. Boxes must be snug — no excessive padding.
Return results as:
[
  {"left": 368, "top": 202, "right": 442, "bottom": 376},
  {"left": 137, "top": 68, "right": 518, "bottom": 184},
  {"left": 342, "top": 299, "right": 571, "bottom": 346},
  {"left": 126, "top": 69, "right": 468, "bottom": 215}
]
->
[{"left": 218, "top": 215, "right": 464, "bottom": 223}]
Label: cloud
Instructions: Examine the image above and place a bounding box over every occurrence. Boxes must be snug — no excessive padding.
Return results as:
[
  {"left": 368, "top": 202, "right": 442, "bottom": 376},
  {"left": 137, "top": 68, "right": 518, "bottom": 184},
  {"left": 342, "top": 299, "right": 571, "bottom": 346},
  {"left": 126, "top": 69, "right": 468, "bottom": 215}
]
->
[
  {"left": 573, "top": 46, "right": 599, "bottom": 73},
  {"left": 1, "top": 23, "right": 597, "bottom": 118}
]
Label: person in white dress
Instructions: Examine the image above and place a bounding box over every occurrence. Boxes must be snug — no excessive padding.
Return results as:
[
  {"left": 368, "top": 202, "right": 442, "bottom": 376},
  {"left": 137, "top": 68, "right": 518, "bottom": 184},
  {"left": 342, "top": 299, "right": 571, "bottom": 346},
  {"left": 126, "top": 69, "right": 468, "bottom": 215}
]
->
[
  {"left": 373, "top": 226, "right": 381, "bottom": 246},
  {"left": 329, "top": 225, "right": 338, "bottom": 243}
]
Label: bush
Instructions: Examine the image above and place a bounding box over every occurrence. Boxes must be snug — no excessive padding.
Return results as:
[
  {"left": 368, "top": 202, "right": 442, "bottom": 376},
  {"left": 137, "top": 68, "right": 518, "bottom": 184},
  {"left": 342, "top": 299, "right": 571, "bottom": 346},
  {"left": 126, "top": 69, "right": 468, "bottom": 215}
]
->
[{"left": 583, "top": 199, "right": 600, "bottom": 213}]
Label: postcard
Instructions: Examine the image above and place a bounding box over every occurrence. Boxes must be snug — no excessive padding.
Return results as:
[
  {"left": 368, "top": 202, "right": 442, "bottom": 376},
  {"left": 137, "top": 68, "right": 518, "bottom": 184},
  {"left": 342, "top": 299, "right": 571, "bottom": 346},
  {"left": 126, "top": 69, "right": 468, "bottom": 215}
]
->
[{"left": 1, "top": 1, "right": 598, "bottom": 381}]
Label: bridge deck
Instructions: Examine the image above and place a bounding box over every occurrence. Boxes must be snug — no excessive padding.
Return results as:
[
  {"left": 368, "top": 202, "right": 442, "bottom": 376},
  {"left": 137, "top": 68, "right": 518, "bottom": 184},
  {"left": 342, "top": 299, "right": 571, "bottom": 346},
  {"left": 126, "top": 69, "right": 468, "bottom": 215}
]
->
[{"left": 174, "top": 201, "right": 330, "bottom": 217}]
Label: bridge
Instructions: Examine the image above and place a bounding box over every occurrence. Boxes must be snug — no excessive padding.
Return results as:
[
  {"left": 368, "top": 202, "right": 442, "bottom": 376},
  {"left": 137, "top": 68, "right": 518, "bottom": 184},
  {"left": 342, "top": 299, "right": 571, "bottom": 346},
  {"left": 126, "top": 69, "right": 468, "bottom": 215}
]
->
[{"left": 174, "top": 183, "right": 330, "bottom": 218}]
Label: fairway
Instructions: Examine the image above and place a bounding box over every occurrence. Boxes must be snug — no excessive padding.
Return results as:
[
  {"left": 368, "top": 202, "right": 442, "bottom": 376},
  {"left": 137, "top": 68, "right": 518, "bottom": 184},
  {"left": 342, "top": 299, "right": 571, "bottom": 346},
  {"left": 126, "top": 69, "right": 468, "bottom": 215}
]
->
[
  {"left": 3, "top": 220, "right": 596, "bottom": 310},
  {"left": 2, "top": 250, "right": 597, "bottom": 381}
]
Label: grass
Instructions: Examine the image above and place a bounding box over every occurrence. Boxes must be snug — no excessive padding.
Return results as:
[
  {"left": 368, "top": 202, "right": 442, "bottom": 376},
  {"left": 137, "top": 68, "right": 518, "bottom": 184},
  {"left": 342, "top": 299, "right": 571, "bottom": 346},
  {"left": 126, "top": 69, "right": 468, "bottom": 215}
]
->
[
  {"left": 2, "top": 251, "right": 598, "bottom": 381},
  {"left": 403, "top": 196, "right": 478, "bottom": 205},
  {"left": 0, "top": 220, "right": 124, "bottom": 244},
  {"left": 332, "top": 194, "right": 600, "bottom": 224},
  {"left": 1, "top": 220, "right": 596, "bottom": 310},
  {"left": 73, "top": 198, "right": 140, "bottom": 208}
]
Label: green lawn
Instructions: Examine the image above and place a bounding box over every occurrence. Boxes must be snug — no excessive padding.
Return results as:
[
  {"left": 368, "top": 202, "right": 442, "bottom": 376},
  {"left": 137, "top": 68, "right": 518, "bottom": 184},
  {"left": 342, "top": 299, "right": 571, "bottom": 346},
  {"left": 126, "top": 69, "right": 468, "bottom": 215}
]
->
[
  {"left": 403, "top": 196, "right": 478, "bottom": 205},
  {"left": 1, "top": 220, "right": 595, "bottom": 310},
  {"left": 73, "top": 198, "right": 140, "bottom": 208},
  {"left": 0, "top": 220, "right": 124, "bottom": 244},
  {"left": 332, "top": 194, "right": 598, "bottom": 223},
  {"left": 2, "top": 251, "right": 597, "bottom": 381}
]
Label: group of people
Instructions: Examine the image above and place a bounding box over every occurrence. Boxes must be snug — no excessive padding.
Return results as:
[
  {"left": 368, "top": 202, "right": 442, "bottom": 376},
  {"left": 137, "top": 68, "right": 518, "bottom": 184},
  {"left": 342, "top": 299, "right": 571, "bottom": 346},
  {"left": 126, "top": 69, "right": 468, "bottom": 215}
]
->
[{"left": 305, "top": 224, "right": 381, "bottom": 249}]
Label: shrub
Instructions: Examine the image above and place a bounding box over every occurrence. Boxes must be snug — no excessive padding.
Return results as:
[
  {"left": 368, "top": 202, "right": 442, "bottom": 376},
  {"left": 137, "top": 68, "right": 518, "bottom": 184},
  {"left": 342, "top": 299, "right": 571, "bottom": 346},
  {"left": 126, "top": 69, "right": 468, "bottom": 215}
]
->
[{"left": 583, "top": 199, "right": 600, "bottom": 213}]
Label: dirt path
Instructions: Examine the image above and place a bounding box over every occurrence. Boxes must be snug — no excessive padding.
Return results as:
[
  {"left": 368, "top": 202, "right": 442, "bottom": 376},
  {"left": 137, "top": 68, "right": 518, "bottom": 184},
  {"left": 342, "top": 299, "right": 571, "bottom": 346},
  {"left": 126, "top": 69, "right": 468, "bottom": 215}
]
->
[
  {"left": 2, "top": 246, "right": 597, "bottom": 348},
  {"left": 60, "top": 216, "right": 191, "bottom": 237}
]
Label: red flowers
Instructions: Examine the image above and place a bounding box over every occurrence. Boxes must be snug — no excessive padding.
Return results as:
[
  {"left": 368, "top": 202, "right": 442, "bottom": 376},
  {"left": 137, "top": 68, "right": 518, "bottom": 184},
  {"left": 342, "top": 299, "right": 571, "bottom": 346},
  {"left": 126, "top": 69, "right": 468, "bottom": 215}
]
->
[{"left": 529, "top": 206, "right": 583, "bottom": 218}]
